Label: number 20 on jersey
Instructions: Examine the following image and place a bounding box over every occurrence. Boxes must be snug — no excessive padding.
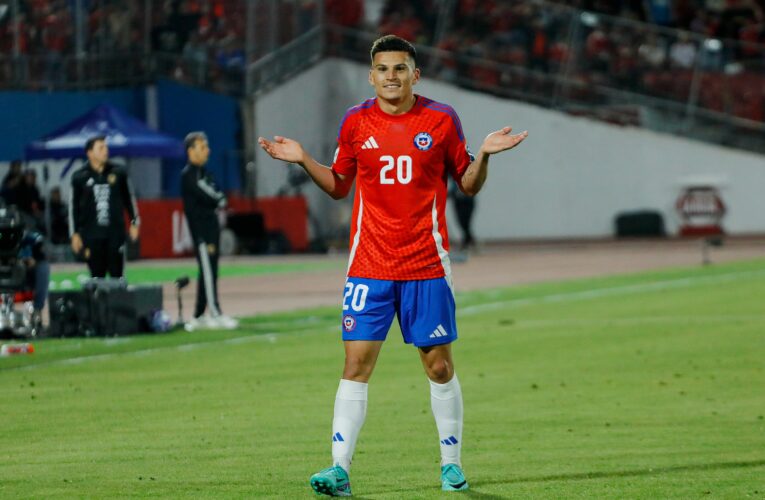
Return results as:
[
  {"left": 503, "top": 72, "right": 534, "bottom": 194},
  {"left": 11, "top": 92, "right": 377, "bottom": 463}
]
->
[{"left": 380, "top": 155, "right": 412, "bottom": 185}]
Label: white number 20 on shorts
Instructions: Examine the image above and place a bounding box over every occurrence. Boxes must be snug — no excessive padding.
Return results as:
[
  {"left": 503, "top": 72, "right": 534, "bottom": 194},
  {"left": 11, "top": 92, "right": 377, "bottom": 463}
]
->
[{"left": 343, "top": 282, "right": 369, "bottom": 312}]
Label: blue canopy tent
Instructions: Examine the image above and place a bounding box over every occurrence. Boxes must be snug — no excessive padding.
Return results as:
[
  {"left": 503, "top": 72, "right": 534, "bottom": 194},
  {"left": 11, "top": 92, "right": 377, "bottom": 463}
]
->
[
  {"left": 23, "top": 105, "right": 186, "bottom": 245},
  {"left": 25, "top": 104, "right": 185, "bottom": 161}
]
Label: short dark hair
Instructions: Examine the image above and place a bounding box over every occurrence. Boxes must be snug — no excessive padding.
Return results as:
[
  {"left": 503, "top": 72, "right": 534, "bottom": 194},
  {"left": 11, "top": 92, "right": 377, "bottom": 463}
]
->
[
  {"left": 85, "top": 135, "right": 106, "bottom": 153},
  {"left": 185, "top": 131, "right": 208, "bottom": 151},
  {"left": 370, "top": 35, "right": 417, "bottom": 66}
]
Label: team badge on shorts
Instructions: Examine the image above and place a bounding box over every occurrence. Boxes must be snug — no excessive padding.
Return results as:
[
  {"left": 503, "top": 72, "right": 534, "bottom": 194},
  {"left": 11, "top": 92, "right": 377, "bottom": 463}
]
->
[
  {"left": 343, "top": 315, "right": 356, "bottom": 332},
  {"left": 414, "top": 132, "right": 433, "bottom": 151}
]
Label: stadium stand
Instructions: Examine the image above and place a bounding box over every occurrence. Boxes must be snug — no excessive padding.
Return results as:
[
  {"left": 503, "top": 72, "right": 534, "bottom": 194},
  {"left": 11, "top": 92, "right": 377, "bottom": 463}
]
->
[{"left": 0, "top": 0, "right": 763, "bottom": 146}]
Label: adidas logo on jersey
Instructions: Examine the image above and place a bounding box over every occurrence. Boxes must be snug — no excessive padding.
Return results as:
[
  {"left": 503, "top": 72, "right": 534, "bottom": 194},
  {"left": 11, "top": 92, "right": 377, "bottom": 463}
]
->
[
  {"left": 361, "top": 136, "right": 379, "bottom": 149},
  {"left": 430, "top": 324, "right": 448, "bottom": 339}
]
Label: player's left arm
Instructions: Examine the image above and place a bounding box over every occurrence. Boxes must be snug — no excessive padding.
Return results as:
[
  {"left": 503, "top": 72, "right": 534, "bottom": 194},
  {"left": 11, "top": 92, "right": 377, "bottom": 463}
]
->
[{"left": 460, "top": 127, "right": 528, "bottom": 196}]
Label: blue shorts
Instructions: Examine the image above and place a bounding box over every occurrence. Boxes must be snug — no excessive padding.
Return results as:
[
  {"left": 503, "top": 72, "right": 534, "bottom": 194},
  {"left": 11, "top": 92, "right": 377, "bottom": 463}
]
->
[{"left": 340, "top": 277, "right": 458, "bottom": 347}]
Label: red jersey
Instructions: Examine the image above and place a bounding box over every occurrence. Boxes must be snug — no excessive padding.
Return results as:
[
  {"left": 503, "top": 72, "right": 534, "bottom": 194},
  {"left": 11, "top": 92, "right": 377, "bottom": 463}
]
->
[{"left": 332, "top": 95, "right": 473, "bottom": 280}]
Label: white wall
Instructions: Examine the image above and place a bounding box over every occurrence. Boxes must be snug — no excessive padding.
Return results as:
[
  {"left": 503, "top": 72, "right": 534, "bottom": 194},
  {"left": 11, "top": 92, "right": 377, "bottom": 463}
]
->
[{"left": 254, "top": 58, "right": 765, "bottom": 240}]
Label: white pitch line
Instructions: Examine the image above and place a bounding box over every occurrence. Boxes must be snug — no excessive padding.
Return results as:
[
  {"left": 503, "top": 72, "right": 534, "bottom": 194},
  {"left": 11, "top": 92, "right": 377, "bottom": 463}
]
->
[
  {"left": 12, "top": 326, "right": 335, "bottom": 371},
  {"left": 458, "top": 270, "right": 765, "bottom": 317},
  {"left": 495, "top": 315, "right": 765, "bottom": 329}
]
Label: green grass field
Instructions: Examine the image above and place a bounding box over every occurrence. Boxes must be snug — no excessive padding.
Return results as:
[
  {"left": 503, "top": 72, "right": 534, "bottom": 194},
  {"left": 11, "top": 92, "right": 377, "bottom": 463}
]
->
[{"left": 2, "top": 259, "right": 764, "bottom": 498}]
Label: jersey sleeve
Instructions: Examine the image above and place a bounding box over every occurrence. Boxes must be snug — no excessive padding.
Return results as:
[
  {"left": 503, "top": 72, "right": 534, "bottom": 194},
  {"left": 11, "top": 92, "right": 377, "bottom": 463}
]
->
[
  {"left": 331, "top": 111, "right": 357, "bottom": 176},
  {"left": 443, "top": 109, "right": 473, "bottom": 185}
]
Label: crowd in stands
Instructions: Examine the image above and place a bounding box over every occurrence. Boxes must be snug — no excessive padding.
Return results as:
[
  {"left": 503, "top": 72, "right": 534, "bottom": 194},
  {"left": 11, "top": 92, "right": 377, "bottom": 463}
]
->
[
  {"left": 0, "top": 0, "right": 143, "bottom": 56},
  {"left": 1, "top": 160, "right": 69, "bottom": 245},
  {"left": 1, "top": 0, "right": 763, "bottom": 120},
  {"left": 426, "top": 0, "right": 765, "bottom": 122}
]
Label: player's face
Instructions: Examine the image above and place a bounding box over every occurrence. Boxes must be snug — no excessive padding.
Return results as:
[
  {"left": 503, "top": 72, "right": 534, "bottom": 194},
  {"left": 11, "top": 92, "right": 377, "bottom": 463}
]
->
[
  {"left": 369, "top": 51, "right": 419, "bottom": 104},
  {"left": 87, "top": 140, "right": 109, "bottom": 165},
  {"left": 188, "top": 139, "right": 210, "bottom": 166}
]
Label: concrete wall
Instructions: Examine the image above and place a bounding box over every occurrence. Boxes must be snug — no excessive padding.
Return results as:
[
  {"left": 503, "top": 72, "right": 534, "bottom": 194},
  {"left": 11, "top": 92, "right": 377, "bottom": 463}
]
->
[{"left": 255, "top": 58, "right": 765, "bottom": 241}]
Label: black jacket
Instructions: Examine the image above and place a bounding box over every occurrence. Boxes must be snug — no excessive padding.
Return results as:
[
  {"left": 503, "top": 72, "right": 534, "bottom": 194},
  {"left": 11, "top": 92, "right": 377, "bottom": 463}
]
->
[
  {"left": 69, "top": 162, "right": 139, "bottom": 241},
  {"left": 181, "top": 163, "right": 226, "bottom": 244}
]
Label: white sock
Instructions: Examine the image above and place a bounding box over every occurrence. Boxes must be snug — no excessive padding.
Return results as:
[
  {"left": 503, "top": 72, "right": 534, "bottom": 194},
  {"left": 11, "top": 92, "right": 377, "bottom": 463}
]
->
[
  {"left": 331, "top": 379, "right": 368, "bottom": 472},
  {"left": 430, "top": 374, "right": 463, "bottom": 467}
]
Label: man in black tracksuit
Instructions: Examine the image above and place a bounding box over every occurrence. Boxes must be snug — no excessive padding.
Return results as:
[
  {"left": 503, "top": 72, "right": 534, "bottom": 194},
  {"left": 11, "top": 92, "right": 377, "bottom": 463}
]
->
[
  {"left": 69, "top": 136, "right": 140, "bottom": 278},
  {"left": 181, "top": 132, "right": 228, "bottom": 321}
]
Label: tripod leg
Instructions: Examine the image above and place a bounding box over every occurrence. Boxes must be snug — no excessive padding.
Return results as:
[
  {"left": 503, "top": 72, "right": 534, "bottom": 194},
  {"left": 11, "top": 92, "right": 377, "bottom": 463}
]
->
[{"left": 176, "top": 288, "right": 184, "bottom": 325}]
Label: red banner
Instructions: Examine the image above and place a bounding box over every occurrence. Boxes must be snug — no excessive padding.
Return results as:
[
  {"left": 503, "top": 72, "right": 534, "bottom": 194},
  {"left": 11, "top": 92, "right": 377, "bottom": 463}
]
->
[{"left": 136, "top": 196, "right": 308, "bottom": 258}]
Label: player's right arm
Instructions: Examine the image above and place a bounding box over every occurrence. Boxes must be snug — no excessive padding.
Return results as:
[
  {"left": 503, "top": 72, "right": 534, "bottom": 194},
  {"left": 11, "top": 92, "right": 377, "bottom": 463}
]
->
[{"left": 258, "top": 136, "right": 354, "bottom": 200}]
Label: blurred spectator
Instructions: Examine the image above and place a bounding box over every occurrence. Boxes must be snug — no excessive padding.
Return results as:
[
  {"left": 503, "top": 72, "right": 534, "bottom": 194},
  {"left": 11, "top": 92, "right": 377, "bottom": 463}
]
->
[
  {"left": 1, "top": 160, "right": 24, "bottom": 206},
  {"left": 433, "top": 31, "right": 461, "bottom": 81},
  {"left": 638, "top": 33, "right": 668, "bottom": 69},
  {"left": 529, "top": 18, "right": 551, "bottom": 72},
  {"left": 48, "top": 186, "right": 70, "bottom": 245},
  {"left": 325, "top": 0, "right": 364, "bottom": 55},
  {"left": 17, "top": 169, "right": 44, "bottom": 216},
  {"left": 325, "top": 0, "right": 364, "bottom": 30},
  {"left": 585, "top": 25, "right": 613, "bottom": 73},
  {"left": 449, "top": 180, "right": 476, "bottom": 252},
  {"left": 644, "top": 0, "right": 676, "bottom": 26},
  {"left": 105, "top": 3, "right": 133, "bottom": 51},
  {"left": 182, "top": 32, "right": 208, "bottom": 83},
  {"left": 41, "top": 4, "right": 71, "bottom": 88},
  {"left": 612, "top": 44, "right": 640, "bottom": 88},
  {"left": 379, "top": 7, "right": 423, "bottom": 43},
  {"left": 690, "top": 9, "right": 719, "bottom": 36},
  {"left": 16, "top": 169, "right": 45, "bottom": 232},
  {"left": 739, "top": 18, "right": 765, "bottom": 58},
  {"left": 215, "top": 36, "right": 245, "bottom": 70},
  {"left": 669, "top": 33, "right": 698, "bottom": 68},
  {"left": 718, "top": 0, "right": 764, "bottom": 40}
]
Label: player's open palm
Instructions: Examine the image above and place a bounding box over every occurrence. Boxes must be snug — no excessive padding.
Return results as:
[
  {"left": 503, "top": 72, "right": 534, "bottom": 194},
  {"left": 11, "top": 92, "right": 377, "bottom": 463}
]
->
[
  {"left": 481, "top": 127, "right": 528, "bottom": 155},
  {"left": 258, "top": 136, "right": 305, "bottom": 164}
]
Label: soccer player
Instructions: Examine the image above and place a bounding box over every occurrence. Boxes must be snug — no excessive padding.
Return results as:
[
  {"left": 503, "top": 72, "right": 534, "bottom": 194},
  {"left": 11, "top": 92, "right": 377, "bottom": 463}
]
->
[{"left": 258, "top": 35, "right": 527, "bottom": 496}]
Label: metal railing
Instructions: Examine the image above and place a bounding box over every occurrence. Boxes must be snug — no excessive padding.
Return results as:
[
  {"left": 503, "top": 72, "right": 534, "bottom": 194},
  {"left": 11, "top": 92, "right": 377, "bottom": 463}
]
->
[{"left": 245, "top": 26, "right": 323, "bottom": 95}]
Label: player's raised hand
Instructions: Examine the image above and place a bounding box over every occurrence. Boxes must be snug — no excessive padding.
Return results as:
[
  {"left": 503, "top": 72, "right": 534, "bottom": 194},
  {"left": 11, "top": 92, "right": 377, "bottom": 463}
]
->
[
  {"left": 258, "top": 136, "right": 305, "bottom": 164},
  {"left": 481, "top": 127, "right": 528, "bottom": 155}
]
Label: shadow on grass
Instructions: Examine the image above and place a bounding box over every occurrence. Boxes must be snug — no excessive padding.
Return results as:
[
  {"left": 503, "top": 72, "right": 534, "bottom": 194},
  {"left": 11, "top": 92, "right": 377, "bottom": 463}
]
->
[
  {"left": 478, "top": 458, "right": 765, "bottom": 486},
  {"left": 373, "top": 459, "right": 765, "bottom": 497}
]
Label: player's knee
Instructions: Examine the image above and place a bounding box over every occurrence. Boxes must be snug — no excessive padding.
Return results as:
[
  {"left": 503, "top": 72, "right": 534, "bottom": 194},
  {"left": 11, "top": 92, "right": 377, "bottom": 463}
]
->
[
  {"left": 342, "top": 356, "right": 373, "bottom": 382},
  {"left": 425, "top": 359, "right": 453, "bottom": 383}
]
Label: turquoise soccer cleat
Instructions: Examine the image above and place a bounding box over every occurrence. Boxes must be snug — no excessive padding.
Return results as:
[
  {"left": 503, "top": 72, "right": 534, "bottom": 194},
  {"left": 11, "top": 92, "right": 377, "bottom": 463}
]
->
[
  {"left": 441, "top": 463, "right": 469, "bottom": 492},
  {"left": 310, "top": 465, "right": 352, "bottom": 497}
]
